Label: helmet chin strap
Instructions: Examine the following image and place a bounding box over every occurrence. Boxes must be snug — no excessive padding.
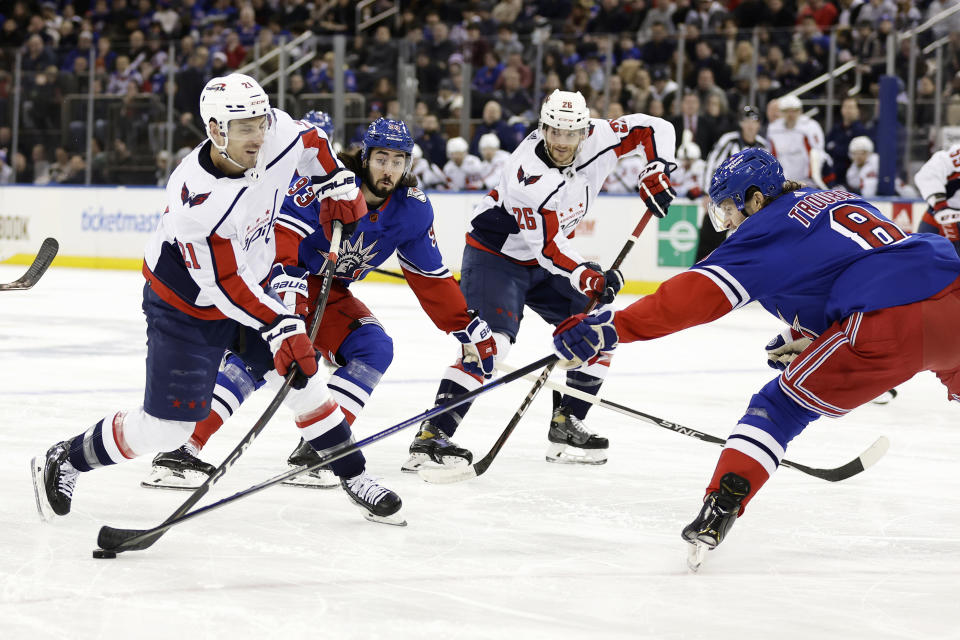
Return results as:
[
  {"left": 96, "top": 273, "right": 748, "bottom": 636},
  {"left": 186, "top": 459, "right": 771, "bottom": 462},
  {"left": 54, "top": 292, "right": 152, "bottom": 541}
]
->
[
  {"left": 542, "top": 126, "right": 585, "bottom": 168},
  {"left": 212, "top": 130, "right": 264, "bottom": 181}
]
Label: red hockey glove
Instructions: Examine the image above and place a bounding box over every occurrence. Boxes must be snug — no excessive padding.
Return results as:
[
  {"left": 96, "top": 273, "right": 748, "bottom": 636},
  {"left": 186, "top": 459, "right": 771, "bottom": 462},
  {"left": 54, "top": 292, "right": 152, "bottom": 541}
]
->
[
  {"left": 260, "top": 314, "right": 318, "bottom": 389},
  {"left": 312, "top": 169, "right": 367, "bottom": 240},
  {"left": 453, "top": 311, "right": 497, "bottom": 379},
  {"left": 569, "top": 262, "right": 624, "bottom": 305},
  {"left": 638, "top": 160, "right": 677, "bottom": 218}
]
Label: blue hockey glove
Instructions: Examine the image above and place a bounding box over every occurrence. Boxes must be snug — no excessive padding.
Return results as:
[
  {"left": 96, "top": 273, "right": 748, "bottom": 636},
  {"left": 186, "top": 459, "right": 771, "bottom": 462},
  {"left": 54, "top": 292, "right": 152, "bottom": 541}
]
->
[
  {"left": 638, "top": 160, "right": 676, "bottom": 218},
  {"left": 765, "top": 327, "right": 812, "bottom": 371},
  {"left": 269, "top": 264, "right": 310, "bottom": 314},
  {"left": 570, "top": 262, "right": 624, "bottom": 305},
  {"left": 552, "top": 309, "right": 618, "bottom": 369},
  {"left": 453, "top": 311, "right": 497, "bottom": 379}
]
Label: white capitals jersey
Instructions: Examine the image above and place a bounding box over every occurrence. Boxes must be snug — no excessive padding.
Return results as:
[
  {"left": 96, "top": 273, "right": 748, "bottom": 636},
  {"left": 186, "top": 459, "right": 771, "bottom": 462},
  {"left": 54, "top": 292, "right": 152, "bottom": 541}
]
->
[
  {"left": 480, "top": 149, "right": 511, "bottom": 190},
  {"left": 467, "top": 114, "right": 676, "bottom": 278},
  {"left": 767, "top": 115, "right": 825, "bottom": 181},
  {"left": 846, "top": 153, "right": 879, "bottom": 197},
  {"left": 144, "top": 108, "right": 344, "bottom": 329},
  {"left": 411, "top": 157, "right": 446, "bottom": 190},
  {"left": 914, "top": 143, "right": 960, "bottom": 208},
  {"left": 671, "top": 158, "right": 706, "bottom": 198},
  {"left": 443, "top": 154, "right": 485, "bottom": 191},
  {"left": 601, "top": 154, "right": 647, "bottom": 193}
]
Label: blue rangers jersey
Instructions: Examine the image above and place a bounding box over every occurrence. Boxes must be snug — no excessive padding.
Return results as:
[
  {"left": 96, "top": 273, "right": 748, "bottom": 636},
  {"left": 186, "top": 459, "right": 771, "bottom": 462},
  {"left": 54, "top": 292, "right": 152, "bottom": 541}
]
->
[
  {"left": 275, "top": 176, "right": 472, "bottom": 332},
  {"left": 613, "top": 187, "right": 960, "bottom": 343}
]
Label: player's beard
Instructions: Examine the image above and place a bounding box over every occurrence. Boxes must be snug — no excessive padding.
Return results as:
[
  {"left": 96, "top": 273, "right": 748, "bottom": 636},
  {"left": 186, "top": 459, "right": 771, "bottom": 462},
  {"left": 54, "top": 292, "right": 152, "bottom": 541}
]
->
[{"left": 363, "top": 165, "right": 397, "bottom": 199}]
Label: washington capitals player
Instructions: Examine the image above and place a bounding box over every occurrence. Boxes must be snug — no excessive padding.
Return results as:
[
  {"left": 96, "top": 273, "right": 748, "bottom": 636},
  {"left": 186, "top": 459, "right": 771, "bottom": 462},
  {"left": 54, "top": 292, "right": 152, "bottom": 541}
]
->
[
  {"left": 29, "top": 73, "right": 390, "bottom": 524},
  {"left": 143, "top": 117, "right": 497, "bottom": 496},
  {"left": 914, "top": 142, "right": 960, "bottom": 257},
  {"left": 404, "top": 89, "right": 677, "bottom": 470},
  {"left": 553, "top": 148, "right": 960, "bottom": 569}
]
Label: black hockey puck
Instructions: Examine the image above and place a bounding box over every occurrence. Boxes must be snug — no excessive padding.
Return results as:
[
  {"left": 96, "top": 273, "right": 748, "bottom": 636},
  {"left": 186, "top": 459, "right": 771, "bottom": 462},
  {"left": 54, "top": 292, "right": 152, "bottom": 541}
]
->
[{"left": 92, "top": 549, "right": 117, "bottom": 559}]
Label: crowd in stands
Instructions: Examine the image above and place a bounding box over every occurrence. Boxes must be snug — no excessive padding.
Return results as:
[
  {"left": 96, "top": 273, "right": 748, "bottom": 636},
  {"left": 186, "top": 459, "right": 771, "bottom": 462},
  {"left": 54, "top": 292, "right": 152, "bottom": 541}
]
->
[{"left": 1, "top": 0, "right": 959, "bottom": 193}]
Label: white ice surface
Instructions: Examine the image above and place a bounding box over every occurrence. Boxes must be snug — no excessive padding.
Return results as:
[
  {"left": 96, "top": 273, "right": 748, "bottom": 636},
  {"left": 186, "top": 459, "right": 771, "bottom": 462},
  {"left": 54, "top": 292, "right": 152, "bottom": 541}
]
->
[{"left": 1, "top": 266, "right": 958, "bottom": 640}]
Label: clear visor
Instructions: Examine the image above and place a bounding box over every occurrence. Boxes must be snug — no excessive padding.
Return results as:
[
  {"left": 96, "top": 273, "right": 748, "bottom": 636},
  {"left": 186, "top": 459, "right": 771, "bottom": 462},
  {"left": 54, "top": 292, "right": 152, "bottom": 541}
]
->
[
  {"left": 227, "top": 114, "right": 272, "bottom": 141},
  {"left": 706, "top": 198, "right": 736, "bottom": 232},
  {"left": 367, "top": 150, "right": 412, "bottom": 175}
]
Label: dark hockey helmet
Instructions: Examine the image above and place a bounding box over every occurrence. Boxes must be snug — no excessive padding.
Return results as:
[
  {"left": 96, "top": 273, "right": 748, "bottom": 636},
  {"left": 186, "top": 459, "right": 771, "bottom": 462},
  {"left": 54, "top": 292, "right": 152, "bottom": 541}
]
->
[
  {"left": 362, "top": 117, "right": 414, "bottom": 174},
  {"left": 302, "top": 110, "right": 334, "bottom": 138}
]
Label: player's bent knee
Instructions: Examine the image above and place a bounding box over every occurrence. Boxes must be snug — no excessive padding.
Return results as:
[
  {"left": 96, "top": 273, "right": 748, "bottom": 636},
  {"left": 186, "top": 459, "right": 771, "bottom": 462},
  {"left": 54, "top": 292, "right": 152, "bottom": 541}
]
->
[
  {"left": 123, "top": 408, "right": 197, "bottom": 455},
  {"left": 284, "top": 369, "right": 336, "bottom": 416},
  {"left": 741, "top": 378, "right": 821, "bottom": 446},
  {"left": 340, "top": 323, "right": 393, "bottom": 374}
]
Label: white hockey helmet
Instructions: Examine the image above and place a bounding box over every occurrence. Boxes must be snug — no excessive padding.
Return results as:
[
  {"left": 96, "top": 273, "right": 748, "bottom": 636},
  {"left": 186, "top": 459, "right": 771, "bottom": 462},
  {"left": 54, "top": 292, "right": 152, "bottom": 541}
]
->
[
  {"left": 447, "top": 136, "right": 469, "bottom": 156},
  {"left": 677, "top": 140, "right": 702, "bottom": 162},
  {"left": 479, "top": 133, "right": 501, "bottom": 151},
  {"left": 199, "top": 73, "right": 272, "bottom": 149},
  {"left": 848, "top": 135, "right": 874, "bottom": 157},
  {"left": 539, "top": 89, "right": 590, "bottom": 131},
  {"left": 778, "top": 94, "right": 802, "bottom": 111},
  {"left": 412, "top": 143, "right": 423, "bottom": 160}
]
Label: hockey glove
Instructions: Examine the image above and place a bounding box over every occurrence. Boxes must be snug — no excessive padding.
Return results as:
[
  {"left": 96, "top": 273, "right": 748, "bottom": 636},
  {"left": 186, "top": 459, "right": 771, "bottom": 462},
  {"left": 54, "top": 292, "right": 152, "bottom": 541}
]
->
[
  {"left": 930, "top": 198, "right": 960, "bottom": 244},
  {"left": 312, "top": 169, "right": 367, "bottom": 240},
  {"left": 570, "top": 262, "right": 624, "bottom": 305},
  {"left": 269, "top": 264, "right": 310, "bottom": 314},
  {"left": 552, "top": 309, "right": 619, "bottom": 370},
  {"left": 453, "top": 310, "right": 497, "bottom": 379},
  {"left": 260, "top": 314, "right": 318, "bottom": 389},
  {"left": 638, "top": 160, "right": 676, "bottom": 218},
  {"left": 765, "top": 327, "right": 813, "bottom": 371}
]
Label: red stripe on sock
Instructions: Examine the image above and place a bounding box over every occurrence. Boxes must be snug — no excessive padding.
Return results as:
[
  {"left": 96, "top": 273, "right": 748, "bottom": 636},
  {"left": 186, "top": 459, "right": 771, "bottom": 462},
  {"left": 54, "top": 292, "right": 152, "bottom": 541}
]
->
[
  {"left": 111, "top": 412, "right": 136, "bottom": 459},
  {"left": 705, "top": 448, "right": 771, "bottom": 515},
  {"left": 296, "top": 398, "right": 341, "bottom": 428}
]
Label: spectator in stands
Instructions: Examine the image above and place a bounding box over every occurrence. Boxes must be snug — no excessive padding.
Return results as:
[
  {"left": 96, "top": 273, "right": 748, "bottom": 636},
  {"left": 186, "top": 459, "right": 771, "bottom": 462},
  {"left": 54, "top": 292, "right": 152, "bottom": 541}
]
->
[
  {"left": 470, "top": 101, "right": 516, "bottom": 155},
  {"left": 494, "top": 67, "right": 534, "bottom": 121},
  {"left": 685, "top": 0, "right": 728, "bottom": 32},
  {"left": 174, "top": 49, "right": 208, "bottom": 122},
  {"left": 223, "top": 30, "right": 247, "bottom": 69},
  {"left": 363, "top": 25, "right": 398, "bottom": 77},
  {"left": 22, "top": 34, "right": 56, "bottom": 76},
  {"left": 650, "top": 65, "right": 679, "bottom": 115},
  {"left": 494, "top": 24, "right": 524, "bottom": 60},
  {"left": 107, "top": 55, "right": 143, "bottom": 95},
  {"left": 94, "top": 35, "right": 117, "bottom": 74},
  {"left": 49, "top": 146, "right": 71, "bottom": 184},
  {"left": 499, "top": 51, "right": 534, "bottom": 91},
  {"left": 695, "top": 67, "right": 729, "bottom": 120},
  {"left": 798, "top": 0, "right": 839, "bottom": 29},
  {"left": 416, "top": 113, "right": 448, "bottom": 168},
  {"left": 427, "top": 21, "right": 457, "bottom": 69},
  {"left": 473, "top": 50, "right": 504, "bottom": 96},
  {"left": 414, "top": 48, "right": 444, "bottom": 97},
  {"left": 641, "top": 22, "right": 676, "bottom": 68},
  {"left": 826, "top": 97, "right": 869, "bottom": 186},
  {"left": 31, "top": 144, "right": 52, "bottom": 185},
  {"left": 60, "top": 154, "right": 87, "bottom": 184},
  {"left": 671, "top": 91, "right": 720, "bottom": 156},
  {"left": 61, "top": 29, "right": 94, "bottom": 72}
]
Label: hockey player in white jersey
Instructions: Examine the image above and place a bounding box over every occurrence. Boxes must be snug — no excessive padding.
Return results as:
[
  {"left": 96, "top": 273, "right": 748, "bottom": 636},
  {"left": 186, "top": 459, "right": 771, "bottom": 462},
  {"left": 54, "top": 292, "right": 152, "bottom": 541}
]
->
[
  {"left": 478, "top": 133, "right": 511, "bottom": 190},
  {"left": 403, "top": 89, "right": 677, "bottom": 470},
  {"left": 30, "top": 73, "right": 406, "bottom": 526},
  {"left": 845, "top": 135, "right": 879, "bottom": 197},
  {"left": 767, "top": 95, "right": 827, "bottom": 187},
  {"left": 411, "top": 143, "right": 446, "bottom": 190},
  {"left": 671, "top": 138, "right": 705, "bottom": 199},
  {"left": 442, "top": 136, "right": 485, "bottom": 190},
  {"left": 915, "top": 141, "right": 960, "bottom": 256}
]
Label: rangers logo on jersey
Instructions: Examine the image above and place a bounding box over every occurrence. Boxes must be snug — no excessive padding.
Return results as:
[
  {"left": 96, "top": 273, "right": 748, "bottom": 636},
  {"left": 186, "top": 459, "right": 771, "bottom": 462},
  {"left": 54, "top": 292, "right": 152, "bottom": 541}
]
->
[
  {"left": 330, "top": 232, "right": 381, "bottom": 280},
  {"left": 517, "top": 166, "right": 541, "bottom": 186},
  {"left": 407, "top": 186, "right": 427, "bottom": 202},
  {"left": 181, "top": 183, "right": 211, "bottom": 208}
]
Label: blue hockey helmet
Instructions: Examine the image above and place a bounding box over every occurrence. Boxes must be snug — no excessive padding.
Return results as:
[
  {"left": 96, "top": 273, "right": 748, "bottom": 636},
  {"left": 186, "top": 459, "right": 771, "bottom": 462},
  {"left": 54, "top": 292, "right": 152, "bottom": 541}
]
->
[
  {"left": 706, "top": 148, "right": 784, "bottom": 230},
  {"left": 302, "top": 110, "right": 334, "bottom": 138},
  {"left": 361, "top": 117, "right": 414, "bottom": 172}
]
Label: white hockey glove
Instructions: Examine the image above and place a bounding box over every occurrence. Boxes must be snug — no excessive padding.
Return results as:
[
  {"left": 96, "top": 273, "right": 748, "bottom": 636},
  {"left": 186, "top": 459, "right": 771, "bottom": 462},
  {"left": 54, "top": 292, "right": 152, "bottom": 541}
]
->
[
  {"left": 311, "top": 169, "right": 366, "bottom": 240},
  {"left": 552, "top": 310, "right": 619, "bottom": 370},
  {"left": 453, "top": 311, "right": 497, "bottom": 379},
  {"left": 269, "top": 264, "right": 310, "bottom": 314},
  {"left": 765, "top": 327, "right": 812, "bottom": 371}
]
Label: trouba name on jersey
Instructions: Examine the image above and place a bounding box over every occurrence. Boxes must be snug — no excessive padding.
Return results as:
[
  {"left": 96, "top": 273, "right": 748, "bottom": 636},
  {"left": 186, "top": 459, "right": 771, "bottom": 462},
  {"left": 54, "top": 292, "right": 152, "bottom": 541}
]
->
[{"left": 243, "top": 210, "right": 276, "bottom": 250}]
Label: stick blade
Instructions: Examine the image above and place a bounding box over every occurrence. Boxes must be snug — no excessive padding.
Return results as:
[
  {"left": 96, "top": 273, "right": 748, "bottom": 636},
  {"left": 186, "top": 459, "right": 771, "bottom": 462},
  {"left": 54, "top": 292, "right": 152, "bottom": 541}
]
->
[
  {"left": 0, "top": 237, "right": 59, "bottom": 291},
  {"left": 417, "top": 464, "right": 480, "bottom": 484},
  {"left": 97, "top": 525, "right": 162, "bottom": 552},
  {"left": 859, "top": 435, "right": 890, "bottom": 471}
]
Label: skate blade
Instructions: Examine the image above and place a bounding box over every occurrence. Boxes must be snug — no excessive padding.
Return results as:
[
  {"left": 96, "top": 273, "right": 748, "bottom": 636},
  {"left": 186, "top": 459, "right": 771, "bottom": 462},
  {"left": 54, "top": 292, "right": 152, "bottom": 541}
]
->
[
  {"left": 871, "top": 388, "right": 898, "bottom": 405},
  {"left": 361, "top": 510, "right": 408, "bottom": 526},
  {"left": 281, "top": 467, "right": 339, "bottom": 490},
  {"left": 545, "top": 443, "right": 608, "bottom": 465},
  {"left": 400, "top": 452, "right": 469, "bottom": 474},
  {"left": 30, "top": 455, "right": 55, "bottom": 522},
  {"left": 140, "top": 468, "right": 207, "bottom": 491},
  {"left": 686, "top": 541, "right": 708, "bottom": 572}
]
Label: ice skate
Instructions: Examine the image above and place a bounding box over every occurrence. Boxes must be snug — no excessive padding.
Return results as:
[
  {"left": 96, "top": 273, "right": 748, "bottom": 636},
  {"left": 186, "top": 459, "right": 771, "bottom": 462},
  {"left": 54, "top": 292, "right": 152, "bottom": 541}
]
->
[
  {"left": 31, "top": 440, "right": 79, "bottom": 520},
  {"left": 282, "top": 439, "right": 339, "bottom": 489},
  {"left": 341, "top": 471, "right": 406, "bottom": 526},
  {"left": 871, "top": 388, "right": 898, "bottom": 405},
  {"left": 545, "top": 406, "right": 609, "bottom": 465},
  {"left": 400, "top": 421, "right": 472, "bottom": 473},
  {"left": 141, "top": 446, "right": 217, "bottom": 490},
  {"left": 682, "top": 473, "right": 750, "bottom": 572}
]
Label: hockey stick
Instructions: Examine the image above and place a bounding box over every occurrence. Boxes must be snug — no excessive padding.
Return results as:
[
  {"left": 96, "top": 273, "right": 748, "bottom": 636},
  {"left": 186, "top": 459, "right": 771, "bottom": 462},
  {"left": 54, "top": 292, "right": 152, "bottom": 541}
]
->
[
  {"left": 498, "top": 362, "right": 890, "bottom": 482},
  {"left": 0, "top": 237, "right": 59, "bottom": 291},
  {"left": 96, "top": 223, "right": 344, "bottom": 555},
  {"left": 372, "top": 267, "right": 406, "bottom": 280},
  {"left": 95, "top": 353, "right": 557, "bottom": 553},
  {"left": 420, "top": 211, "right": 655, "bottom": 485}
]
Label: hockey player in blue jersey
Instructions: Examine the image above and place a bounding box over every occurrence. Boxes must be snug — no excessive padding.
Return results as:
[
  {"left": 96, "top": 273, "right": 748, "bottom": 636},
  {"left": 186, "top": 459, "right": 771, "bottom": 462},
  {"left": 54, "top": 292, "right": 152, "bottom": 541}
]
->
[
  {"left": 404, "top": 89, "right": 678, "bottom": 470},
  {"left": 143, "top": 117, "right": 497, "bottom": 512},
  {"left": 552, "top": 148, "right": 960, "bottom": 569},
  {"left": 30, "top": 74, "right": 374, "bottom": 524}
]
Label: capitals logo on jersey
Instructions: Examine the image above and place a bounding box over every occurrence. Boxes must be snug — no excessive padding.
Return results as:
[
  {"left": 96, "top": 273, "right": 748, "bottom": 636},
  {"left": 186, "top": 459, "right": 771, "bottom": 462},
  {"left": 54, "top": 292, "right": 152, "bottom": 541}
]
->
[
  {"left": 517, "top": 166, "right": 541, "bottom": 186},
  {"left": 181, "top": 183, "right": 211, "bottom": 208}
]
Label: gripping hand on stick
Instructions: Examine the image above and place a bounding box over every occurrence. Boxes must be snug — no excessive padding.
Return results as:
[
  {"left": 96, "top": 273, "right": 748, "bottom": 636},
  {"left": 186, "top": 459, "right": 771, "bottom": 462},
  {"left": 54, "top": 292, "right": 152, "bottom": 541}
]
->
[
  {"left": 552, "top": 310, "right": 619, "bottom": 369},
  {"left": 312, "top": 169, "right": 367, "bottom": 240},
  {"left": 765, "top": 327, "right": 812, "bottom": 371},
  {"left": 260, "top": 315, "right": 318, "bottom": 389},
  {"left": 638, "top": 160, "right": 676, "bottom": 218},
  {"left": 453, "top": 311, "right": 498, "bottom": 379},
  {"left": 570, "top": 262, "right": 624, "bottom": 305}
]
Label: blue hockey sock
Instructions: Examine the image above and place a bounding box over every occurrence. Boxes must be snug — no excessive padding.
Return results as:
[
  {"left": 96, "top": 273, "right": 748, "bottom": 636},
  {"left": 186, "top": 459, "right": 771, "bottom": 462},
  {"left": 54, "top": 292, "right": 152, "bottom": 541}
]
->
[
  {"left": 307, "top": 419, "right": 365, "bottom": 479},
  {"left": 559, "top": 370, "right": 603, "bottom": 420}
]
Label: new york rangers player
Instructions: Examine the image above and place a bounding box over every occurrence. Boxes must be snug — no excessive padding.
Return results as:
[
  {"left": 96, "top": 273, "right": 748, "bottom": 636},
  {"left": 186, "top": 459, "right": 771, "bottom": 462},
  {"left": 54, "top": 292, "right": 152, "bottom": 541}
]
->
[
  {"left": 553, "top": 148, "right": 960, "bottom": 569},
  {"left": 405, "top": 89, "right": 677, "bottom": 470},
  {"left": 142, "top": 117, "right": 497, "bottom": 509},
  {"left": 30, "top": 74, "right": 382, "bottom": 524}
]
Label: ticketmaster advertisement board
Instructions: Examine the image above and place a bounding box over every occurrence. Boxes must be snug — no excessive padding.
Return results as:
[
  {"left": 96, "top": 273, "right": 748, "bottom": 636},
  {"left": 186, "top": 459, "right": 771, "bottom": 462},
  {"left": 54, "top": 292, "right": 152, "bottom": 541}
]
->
[{"left": 0, "top": 186, "right": 922, "bottom": 293}]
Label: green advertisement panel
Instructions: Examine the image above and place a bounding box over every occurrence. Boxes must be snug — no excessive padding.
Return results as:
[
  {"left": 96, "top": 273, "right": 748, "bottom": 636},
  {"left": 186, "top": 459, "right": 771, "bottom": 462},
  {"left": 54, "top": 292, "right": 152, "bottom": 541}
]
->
[{"left": 657, "top": 203, "right": 700, "bottom": 267}]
